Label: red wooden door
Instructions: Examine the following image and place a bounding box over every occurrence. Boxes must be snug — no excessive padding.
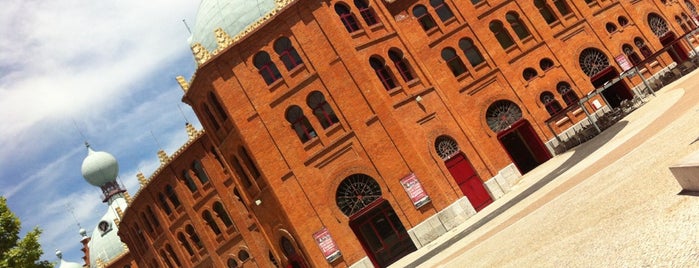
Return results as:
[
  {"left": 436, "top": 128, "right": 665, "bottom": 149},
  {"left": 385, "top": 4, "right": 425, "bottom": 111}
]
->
[{"left": 445, "top": 153, "right": 492, "bottom": 211}]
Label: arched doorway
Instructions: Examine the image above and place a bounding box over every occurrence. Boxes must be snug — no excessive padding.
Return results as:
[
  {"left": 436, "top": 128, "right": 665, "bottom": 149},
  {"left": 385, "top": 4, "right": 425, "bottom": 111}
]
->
[
  {"left": 486, "top": 101, "right": 552, "bottom": 174},
  {"left": 579, "top": 48, "right": 633, "bottom": 108},
  {"left": 649, "top": 13, "right": 689, "bottom": 62},
  {"left": 435, "top": 136, "right": 492, "bottom": 211},
  {"left": 336, "top": 174, "right": 416, "bottom": 268},
  {"left": 280, "top": 237, "right": 308, "bottom": 268}
]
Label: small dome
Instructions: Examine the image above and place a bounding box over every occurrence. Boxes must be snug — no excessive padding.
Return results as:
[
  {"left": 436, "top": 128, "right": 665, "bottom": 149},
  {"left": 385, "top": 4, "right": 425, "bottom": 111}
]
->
[
  {"left": 81, "top": 146, "right": 119, "bottom": 187},
  {"left": 189, "top": 0, "right": 277, "bottom": 52},
  {"left": 88, "top": 197, "right": 129, "bottom": 267},
  {"left": 56, "top": 250, "right": 83, "bottom": 268}
]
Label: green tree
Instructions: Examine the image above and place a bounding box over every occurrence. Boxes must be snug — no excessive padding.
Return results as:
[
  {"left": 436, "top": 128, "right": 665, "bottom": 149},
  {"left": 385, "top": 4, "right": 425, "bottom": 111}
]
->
[{"left": 0, "top": 196, "right": 53, "bottom": 268}]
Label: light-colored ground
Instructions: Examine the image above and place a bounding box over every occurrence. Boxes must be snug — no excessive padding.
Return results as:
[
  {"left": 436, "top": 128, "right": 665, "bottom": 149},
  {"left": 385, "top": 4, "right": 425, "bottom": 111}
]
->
[{"left": 392, "top": 71, "right": 699, "bottom": 268}]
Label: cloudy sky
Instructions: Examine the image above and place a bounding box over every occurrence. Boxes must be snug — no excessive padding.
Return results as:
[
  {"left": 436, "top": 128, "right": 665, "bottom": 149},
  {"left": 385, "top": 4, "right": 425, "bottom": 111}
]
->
[{"left": 0, "top": 0, "right": 206, "bottom": 263}]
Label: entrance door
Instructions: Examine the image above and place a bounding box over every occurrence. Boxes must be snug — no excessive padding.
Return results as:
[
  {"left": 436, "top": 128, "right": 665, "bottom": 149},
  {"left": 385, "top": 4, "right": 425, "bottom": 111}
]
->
[
  {"left": 445, "top": 153, "right": 492, "bottom": 211},
  {"left": 591, "top": 67, "right": 634, "bottom": 108},
  {"left": 349, "top": 200, "right": 416, "bottom": 268},
  {"left": 498, "top": 120, "right": 552, "bottom": 174},
  {"left": 660, "top": 32, "right": 689, "bottom": 62}
]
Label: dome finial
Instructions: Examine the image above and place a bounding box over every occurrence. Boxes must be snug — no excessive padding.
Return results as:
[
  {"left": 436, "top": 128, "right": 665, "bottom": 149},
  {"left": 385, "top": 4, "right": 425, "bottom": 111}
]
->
[{"left": 56, "top": 249, "right": 63, "bottom": 259}]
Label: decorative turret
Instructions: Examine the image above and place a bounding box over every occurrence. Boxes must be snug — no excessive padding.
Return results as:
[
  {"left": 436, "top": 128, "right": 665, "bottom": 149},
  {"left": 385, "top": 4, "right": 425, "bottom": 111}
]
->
[{"left": 80, "top": 143, "right": 126, "bottom": 203}]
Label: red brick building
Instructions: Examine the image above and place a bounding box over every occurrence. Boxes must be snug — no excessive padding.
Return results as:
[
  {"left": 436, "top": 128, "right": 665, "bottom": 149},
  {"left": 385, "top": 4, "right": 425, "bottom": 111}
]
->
[{"left": 118, "top": 0, "right": 699, "bottom": 267}]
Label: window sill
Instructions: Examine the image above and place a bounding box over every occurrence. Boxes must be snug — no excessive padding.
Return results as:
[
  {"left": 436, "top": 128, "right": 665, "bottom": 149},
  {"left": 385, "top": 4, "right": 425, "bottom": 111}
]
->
[
  {"left": 455, "top": 72, "right": 471, "bottom": 82},
  {"left": 303, "top": 136, "right": 321, "bottom": 151},
  {"left": 267, "top": 78, "right": 285, "bottom": 92}
]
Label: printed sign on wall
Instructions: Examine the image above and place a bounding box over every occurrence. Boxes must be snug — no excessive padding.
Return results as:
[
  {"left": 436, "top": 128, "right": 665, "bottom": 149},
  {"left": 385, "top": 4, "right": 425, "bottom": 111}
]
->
[
  {"left": 400, "top": 173, "right": 431, "bottom": 208},
  {"left": 313, "top": 227, "right": 341, "bottom": 263}
]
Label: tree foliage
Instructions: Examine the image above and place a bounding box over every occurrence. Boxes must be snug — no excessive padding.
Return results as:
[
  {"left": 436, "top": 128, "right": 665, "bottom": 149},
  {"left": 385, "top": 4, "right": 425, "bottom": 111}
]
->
[{"left": 0, "top": 196, "right": 54, "bottom": 268}]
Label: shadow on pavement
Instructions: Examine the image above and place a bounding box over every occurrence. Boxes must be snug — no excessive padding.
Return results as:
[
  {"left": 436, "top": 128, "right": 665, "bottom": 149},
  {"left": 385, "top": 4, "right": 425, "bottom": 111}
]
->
[{"left": 402, "top": 121, "right": 629, "bottom": 267}]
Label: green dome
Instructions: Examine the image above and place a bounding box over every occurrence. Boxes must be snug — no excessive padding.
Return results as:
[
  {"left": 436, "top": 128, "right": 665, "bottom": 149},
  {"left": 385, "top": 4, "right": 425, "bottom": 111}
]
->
[
  {"left": 80, "top": 146, "right": 119, "bottom": 187},
  {"left": 189, "top": 0, "right": 277, "bottom": 51}
]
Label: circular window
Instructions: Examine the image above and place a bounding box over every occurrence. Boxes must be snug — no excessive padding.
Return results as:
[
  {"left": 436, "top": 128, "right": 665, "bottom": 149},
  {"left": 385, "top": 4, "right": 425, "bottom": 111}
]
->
[
  {"left": 335, "top": 174, "right": 382, "bottom": 216},
  {"left": 238, "top": 249, "right": 250, "bottom": 261},
  {"left": 578, "top": 48, "right": 609, "bottom": 77},
  {"left": 486, "top": 100, "right": 522, "bottom": 133},
  {"left": 227, "top": 258, "right": 238, "bottom": 268},
  {"left": 648, "top": 13, "right": 669, "bottom": 37}
]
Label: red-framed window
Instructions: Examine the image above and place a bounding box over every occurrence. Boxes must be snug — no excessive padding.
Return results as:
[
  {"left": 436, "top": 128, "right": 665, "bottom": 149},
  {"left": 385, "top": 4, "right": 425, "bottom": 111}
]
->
[
  {"left": 307, "top": 91, "right": 339, "bottom": 128},
  {"left": 541, "top": 91, "right": 563, "bottom": 115},
  {"left": 506, "top": 12, "right": 531, "bottom": 40},
  {"left": 354, "top": 0, "right": 379, "bottom": 26},
  {"left": 490, "top": 20, "right": 515, "bottom": 49},
  {"left": 388, "top": 49, "right": 414, "bottom": 82},
  {"left": 413, "top": 5, "right": 437, "bottom": 31},
  {"left": 335, "top": 3, "right": 361, "bottom": 32},
  {"left": 458, "top": 38, "right": 484, "bottom": 67},
  {"left": 370, "top": 56, "right": 397, "bottom": 90},
  {"left": 441, "top": 48, "right": 467, "bottom": 76},
  {"left": 274, "top": 37, "right": 303, "bottom": 70},
  {"left": 253, "top": 51, "right": 281, "bottom": 85},
  {"left": 557, "top": 82, "right": 579, "bottom": 106},
  {"left": 285, "top": 105, "right": 317, "bottom": 143},
  {"left": 430, "top": 0, "right": 454, "bottom": 22}
]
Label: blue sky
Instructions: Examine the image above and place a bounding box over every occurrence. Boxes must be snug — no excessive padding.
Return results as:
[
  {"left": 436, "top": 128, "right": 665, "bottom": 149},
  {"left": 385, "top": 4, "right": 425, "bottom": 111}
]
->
[{"left": 0, "top": 0, "right": 205, "bottom": 263}]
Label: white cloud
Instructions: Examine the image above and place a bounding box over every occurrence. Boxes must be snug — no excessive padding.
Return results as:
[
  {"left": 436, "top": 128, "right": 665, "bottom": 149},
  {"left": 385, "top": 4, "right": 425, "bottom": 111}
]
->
[{"left": 0, "top": 0, "right": 205, "bottom": 263}]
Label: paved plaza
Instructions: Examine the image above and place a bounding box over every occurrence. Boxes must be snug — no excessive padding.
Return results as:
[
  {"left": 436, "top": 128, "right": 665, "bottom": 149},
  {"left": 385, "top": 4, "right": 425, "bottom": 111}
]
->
[{"left": 391, "top": 70, "right": 699, "bottom": 267}]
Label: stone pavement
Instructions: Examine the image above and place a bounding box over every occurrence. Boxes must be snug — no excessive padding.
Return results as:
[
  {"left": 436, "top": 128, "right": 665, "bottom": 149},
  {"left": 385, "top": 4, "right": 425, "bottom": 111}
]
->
[{"left": 391, "top": 70, "right": 699, "bottom": 268}]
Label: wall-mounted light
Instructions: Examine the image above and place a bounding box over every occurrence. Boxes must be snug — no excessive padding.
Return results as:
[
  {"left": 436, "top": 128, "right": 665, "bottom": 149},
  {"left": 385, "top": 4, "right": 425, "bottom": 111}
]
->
[
  {"left": 415, "top": 95, "right": 423, "bottom": 103},
  {"left": 254, "top": 199, "right": 262, "bottom": 206}
]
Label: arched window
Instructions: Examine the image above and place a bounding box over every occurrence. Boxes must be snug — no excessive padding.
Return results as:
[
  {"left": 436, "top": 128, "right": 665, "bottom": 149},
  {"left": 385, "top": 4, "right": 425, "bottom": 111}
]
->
[
  {"left": 193, "top": 160, "right": 209, "bottom": 184},
  {"left": 354, "top": 0, "right": 379, "bottom": 26},
  {"left": 539, "top": 58, "right": 554, "bottom": 70},
  {"left": 682, "top": 13, "right": 696, "bottom": 28},
  {"left": 413, "top": 5, "right": 437, "bottom": 31},
  {"left": 285, "top": 105, "right": 317, "bottom": 142},
  {"left": 553, "top": 0, "right": 571, "bottom": 16},
  {"left": 253, "top": 51, "right": 281, "bottom": 85},
  {"left": 208, "top": 92, "right": 228, "bottom": 121},
  {"left": 140, "top": 212, "right": 154, "bottom": 233},
  {"left": 202, "top": 105, "right": 220, "bottom": 130},
  {"left": 165, "top": 185, "right": 181, "bottom": 208},
  {"left": 388, "top": 49, "right": 415, "bottom": 82},
  {"left": 618, "top": 16, "right": 629, "bottom": 27},
  {"left": 435, "top": 136, "right": 460, "bottom": 160},
  {"left": 307, "top": 91, "right": 339, "bottom": 128},
  {"left": 239, "top": 147, "right": 260, "bottom": 179},
  {"left": 535, "top": 0, "right": 558, "bottom": 24},
  {"left": 687, "top": 0, "right": 699, "bottom": 17},
  {"left": 506, "top": 12, "right": 531, "bottom": 39},
  {"left": 648, "top": 13, "right": 670, "bottom": 37},
  {"left": 634, "top": 37, "right": 652, "bottom": 57},
  {"left": 203, "top": 210, "right": 222, "bottom": 235},
  {"left": 274, "top": 37, "right": 303, "bottom": 70},
  {"left": 213, "top": 202, "right": 234, "bottom": 228},
  {"left": 540, "top": 92, "right": 563, "bottom": 115},
  {"left": 166, "top": 244, "right": 181, "bottom": 267},
  {"left": 182, "top": 171, "right": 198, "bottom": 192},
  {"left": 186, "top": 225, "right": 203, "bottom": 249},
  {"left": 232, "top": 157, "right": 253, "bottom": 188},
  {"left": 147, "top": 206, "right": 160, "bottom": 227},
  {"left": 458, "top": 38, "right": 484, "bottom": 66},
  {"left": 178, "top": 233, "right": 194, "bottom": 256},
  {"left": 605, "top": 22, "right": 618, "bottom": 33},
  {"left": 622, "top": 44, "right": 641, "bottom": 65},
  {"left": 238, "top": 250, "right": 250, "bottom": 262},
  {"left": 335, "top": 3, "right": 361, "bottom": 32},
  {"left": 336, "top": 174, "right": 382, "bottom": 216},
  {"left": 676, "top": 16, "right": 690, "bottom": 32},
  {"left": 490, "top": 21, "right": 515, "bottom": 49},
  {"left": 430, "top": 0, "right": 454, "bottom": 22},
  {"left": 579, "top": 48, "right": 610, "bottom": 77},
  {"left": 441, "top": 48, "right": 467, "bottom": 76},
  {"left": 523, "top": 68, "right": 538, "bottom": 81},
  {"left": 158, "top": 193, "right": 172, "bottom": 215},
  {"left": 369, "top": 56, "right": 397, "bottom": 90},
  {"left": 557, "top": 82, "right": 579, "bottom": 106},
  {"left": 160, "top": 249, "right": 173, "bottom": 268},
  {"left": 227, "top": 258, "right": 239, "bottom": 268}
]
